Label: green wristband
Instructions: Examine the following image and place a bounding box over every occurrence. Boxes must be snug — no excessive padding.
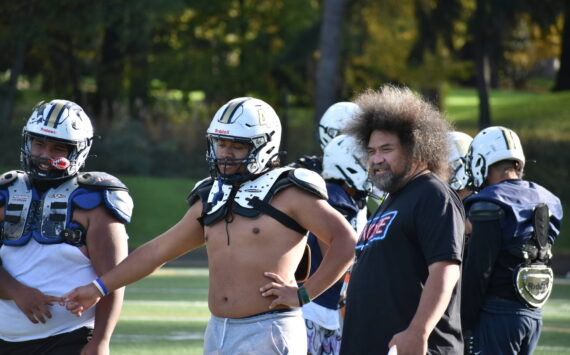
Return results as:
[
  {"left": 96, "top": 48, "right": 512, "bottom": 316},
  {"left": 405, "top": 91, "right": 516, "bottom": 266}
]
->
[{"left": 297, "top": 287, "right": 311, "bottom": 306}]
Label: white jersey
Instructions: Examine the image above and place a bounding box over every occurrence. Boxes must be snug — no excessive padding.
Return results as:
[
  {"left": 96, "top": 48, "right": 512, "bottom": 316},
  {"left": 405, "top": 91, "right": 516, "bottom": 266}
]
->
[{"left": 0, "top": 239, "right": 96, "bottom": 341}]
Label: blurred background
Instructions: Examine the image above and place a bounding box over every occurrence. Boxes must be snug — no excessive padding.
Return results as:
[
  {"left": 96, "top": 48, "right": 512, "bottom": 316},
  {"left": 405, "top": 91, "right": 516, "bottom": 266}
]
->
[{"left": 1, "top": 0, "right": 569, "bottom": 259}]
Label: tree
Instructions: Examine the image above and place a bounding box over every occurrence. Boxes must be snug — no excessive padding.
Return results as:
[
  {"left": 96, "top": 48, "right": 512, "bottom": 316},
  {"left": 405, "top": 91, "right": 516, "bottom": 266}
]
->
[
  {"left": 0, "top": 1, "right": 36, "bottom": 124},
  {"left": 553, "top": 1, "right": 570, "bottom": 91},
  {"left": 314, "top": 0, "right": 345, "bottom": 124}
]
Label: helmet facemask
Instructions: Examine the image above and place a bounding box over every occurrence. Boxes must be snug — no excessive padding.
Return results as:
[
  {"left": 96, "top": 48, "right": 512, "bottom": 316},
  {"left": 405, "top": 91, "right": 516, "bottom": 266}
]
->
[
  {"left": 206, "top": 135, "right": 260, "bottom": 184},
  {"left": 449, "top": 157, "right": 470, "bottom": 191},
  {"left": 447, "top": 131, "right": 473, "bottom": 191}
]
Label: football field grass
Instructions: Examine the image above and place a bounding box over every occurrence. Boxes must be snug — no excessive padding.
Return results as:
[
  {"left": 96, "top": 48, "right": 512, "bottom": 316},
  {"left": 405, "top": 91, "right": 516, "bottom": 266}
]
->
[{"left": 109, "top": 267, "right": 570, "bottom": 355}]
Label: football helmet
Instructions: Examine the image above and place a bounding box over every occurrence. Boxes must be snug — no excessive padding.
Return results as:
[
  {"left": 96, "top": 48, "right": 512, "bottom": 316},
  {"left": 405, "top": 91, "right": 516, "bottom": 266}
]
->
[
  {"left": 467, "top": 126, "right": 525, "bottom": 189},
  {"left": 21, "top": 99, "right": 94, "bottom": 180},
  {"left": 206, "top": 97, "right": 281, "bottom": 183},
  {"left": 448, "top": 131, "right": 473, "bottom": 191},
  {"left": 318, "top": 102, "right": 360, "bottom": 151},
  {"left": 322, "top": 134, "right": 372, "bottom": 193}
]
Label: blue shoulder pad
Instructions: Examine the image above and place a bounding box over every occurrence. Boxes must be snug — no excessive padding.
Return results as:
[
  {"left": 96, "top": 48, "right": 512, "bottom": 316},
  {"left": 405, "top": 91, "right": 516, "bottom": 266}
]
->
[
  {"left": 187, "top": 177, "right": 213, "bottom": 207},
  {"left": 0, "top": 170, "right": 23, "bottom": 188},
  {"left": 78, "top": 172, "right": 128, "bottom": 191},
  {"left": 288, "top": 168, "right": 328, "bottom": 200},
  {"left": 75, "top": 172, "right": 132, "bottom": 223},
  {"left": 104, "top": 190, "right": 133, "bottom": 223},
  {"left": 469, "top": 201, "right": 505, "bottom": 222}
]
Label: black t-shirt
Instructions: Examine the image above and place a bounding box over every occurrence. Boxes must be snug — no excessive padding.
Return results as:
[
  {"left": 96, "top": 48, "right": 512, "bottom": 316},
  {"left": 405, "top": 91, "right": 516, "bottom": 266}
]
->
[{"left": 341, "top": 173, "right": 465, "bottom": 355}]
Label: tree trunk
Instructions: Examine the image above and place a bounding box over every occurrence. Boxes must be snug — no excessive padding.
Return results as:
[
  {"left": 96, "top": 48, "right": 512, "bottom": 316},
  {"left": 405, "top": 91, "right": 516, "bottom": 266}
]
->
[
  {"left": 553, "top": 2, "right": 570, "bottom": 91},
  {"left": 65, "top": 35, "right": 82, "bottom": 103},
  {"left": 127, "top": 4, "right": 149, "bottom": 121},
  {"left": 476, "top": 39, "right": 492, "bottom": 129},
  {"left": 314, "top": 0, "right": 345, "bottom": 125},
  {"left": 0, "top": 39, "right": 29, "bottom": 124}
]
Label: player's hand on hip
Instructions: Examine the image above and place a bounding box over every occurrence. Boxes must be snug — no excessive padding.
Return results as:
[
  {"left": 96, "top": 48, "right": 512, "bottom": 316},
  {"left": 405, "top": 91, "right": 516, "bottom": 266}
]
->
[{"left": 260, "top": 271, "right": 298, "bottom": 309}]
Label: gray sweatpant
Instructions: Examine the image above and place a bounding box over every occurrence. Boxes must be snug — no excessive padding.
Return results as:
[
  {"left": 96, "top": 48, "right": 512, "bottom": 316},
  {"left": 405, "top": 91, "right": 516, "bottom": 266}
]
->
[{"left": 203, "top": 308, "right": 307, "bottom": 355}]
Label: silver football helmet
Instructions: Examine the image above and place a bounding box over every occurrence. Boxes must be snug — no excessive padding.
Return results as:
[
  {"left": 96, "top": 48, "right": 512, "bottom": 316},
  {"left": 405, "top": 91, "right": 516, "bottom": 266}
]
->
[
  {"left": 448, "top": 131, "right": 473, "bottom": 191},
  {"left": 467, "top": 126, "right": 525, "bottom": 189},
  {"left": 322, "top": 134, "right": 372, "bottom": 193},
  {"left": 318, "top": 102, "right": 360, "bottom": 151},
  {"left": 206, "top": 97, "right": 281, "bottom": 183},
  {"left": 21, "top": 99, "right": 94, "bottom": 180}
]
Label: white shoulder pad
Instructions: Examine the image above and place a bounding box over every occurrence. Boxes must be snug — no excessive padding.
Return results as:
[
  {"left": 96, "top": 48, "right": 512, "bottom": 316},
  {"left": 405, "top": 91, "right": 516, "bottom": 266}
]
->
[
  {"left": 233, "top": 167, "right": 293, "bottom": 209},
  {"left": 289, "top": 168, "right": 328, "bottom": 200},
  {"left": 0, "top": 170, "right": 24, "bottom": 188}
]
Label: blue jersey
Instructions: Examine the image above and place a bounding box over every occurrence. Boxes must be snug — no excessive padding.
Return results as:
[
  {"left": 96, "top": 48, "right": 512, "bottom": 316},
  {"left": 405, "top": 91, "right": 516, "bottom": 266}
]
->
[
  {"left": 465, "top": 179, "right": 562, "bottom": 249},
  {"left": 307, "top": 182, "right": 359, "bottom": 310}
]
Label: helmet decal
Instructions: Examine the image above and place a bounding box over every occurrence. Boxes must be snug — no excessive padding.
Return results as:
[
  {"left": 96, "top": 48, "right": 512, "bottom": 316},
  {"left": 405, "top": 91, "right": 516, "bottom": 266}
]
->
[{"left": 218, "top": 98, "right": 250, "bottom": 124}]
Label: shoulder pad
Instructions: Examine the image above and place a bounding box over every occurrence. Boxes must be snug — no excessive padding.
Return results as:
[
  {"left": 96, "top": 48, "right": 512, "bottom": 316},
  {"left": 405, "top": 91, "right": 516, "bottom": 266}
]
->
[
  {"left": 290, "top": 155, "right": 323, "bottom": 174},
  {"left": 469, "top": 201, "right": 505, "bottom": 221},
  {"left": 78, "top": 172, "right": 128, "bottom": 191},
  {"left": 187, "top": 177, "right": 214, "bottom": 206},
  {"left": 0, "top": 170, "right": 24, "bottom": 188},
  {"left": 287, "top": 168, "right": 328, "bottom": 200},
  {"left": 104, "top": 190, "right": 134, "bottom": 223}
]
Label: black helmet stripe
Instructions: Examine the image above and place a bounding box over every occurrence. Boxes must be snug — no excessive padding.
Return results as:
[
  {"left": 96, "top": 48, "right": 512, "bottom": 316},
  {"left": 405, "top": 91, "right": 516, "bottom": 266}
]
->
[
  {"left": 219, "top": 98, "right": 252, "bottom": 124},
  {"left": 500, "top": 127, "right": 515, "bottom": 150},
  {"left": 44, "top": 101, "right": 69, "bottom": 129}
]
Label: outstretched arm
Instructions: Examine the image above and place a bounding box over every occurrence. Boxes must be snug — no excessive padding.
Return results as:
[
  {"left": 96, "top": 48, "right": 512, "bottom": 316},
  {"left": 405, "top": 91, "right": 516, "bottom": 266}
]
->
[{"left": 64, "top": 202, "right": 205, "bottom": 316}]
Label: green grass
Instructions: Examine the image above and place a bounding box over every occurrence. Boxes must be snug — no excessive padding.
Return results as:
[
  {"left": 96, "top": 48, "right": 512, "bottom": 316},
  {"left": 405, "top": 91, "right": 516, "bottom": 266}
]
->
[
  {"left": 111, "top": 268, "right": 209, "bottom": 355},
  {"left": 109, "top": 267, "right": 570, "bottom": 354},
  {"left": 445, "top": 87, "right": 570, "bottom": 139}
]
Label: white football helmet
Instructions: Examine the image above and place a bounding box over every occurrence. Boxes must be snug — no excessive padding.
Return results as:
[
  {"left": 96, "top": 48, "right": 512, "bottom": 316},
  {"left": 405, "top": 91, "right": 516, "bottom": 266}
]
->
[
  {"left": 318, "top": 102, "right": 360, "bottom": 151},
  {"left": 206, "top": 97, "right": 281, "bottom": 183},
  {"left": 322, "top": 134, "right": 372, "bottom": 193},
  {"left": 21, "top": 99, "right": 94, "bottom": 180},
  {"left": 448, "top": 131, "right": 473, "bottom": 191},
  {"left": 467, "top": 126, "right": 525, "bottom": 189}
]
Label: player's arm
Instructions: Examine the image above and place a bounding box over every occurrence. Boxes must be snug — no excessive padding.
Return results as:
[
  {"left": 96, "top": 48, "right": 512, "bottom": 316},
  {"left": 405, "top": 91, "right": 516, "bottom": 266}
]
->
[
  {"left": 81, "top": 205, "right": 128, "bottom": 354},
  {"left": 461, "top": 201, "right": 503, "bottom": 330},
  {"left": 294, "top": 192, "right": 356, "bottom": 300},
  {"left": 0, "top": 206, "right": 61, "bottom": 324},
  {"left": 261, "top": 187, "right": 356, "bottom": 309},
  {"left": 0, "top": 265, "right": 62, "bottom": 324},
  {"left": 388, "top": 260, "right": 461, "bottom": 355},
  {"left": 65, "top": 202, "right": 205, "bottom": 315}
]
